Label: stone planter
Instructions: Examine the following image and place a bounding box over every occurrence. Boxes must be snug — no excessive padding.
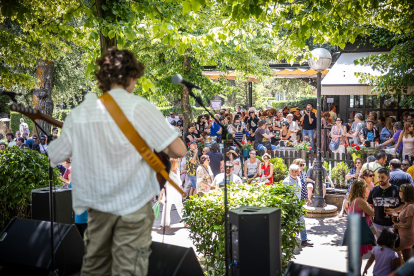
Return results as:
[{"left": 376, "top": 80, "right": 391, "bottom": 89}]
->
[{"left": 300, "top": 150, "right": 309, "bottom": 160}]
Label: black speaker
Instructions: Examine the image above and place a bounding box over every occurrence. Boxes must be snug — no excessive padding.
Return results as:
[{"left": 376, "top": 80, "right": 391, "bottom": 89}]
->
[
  {"left": 31, "top": 187, "right": 74, "bottom": 224},
  {"left": 229, "top": 206, "right": 282, "bottom": 276},
  {"left": 148, "top": 242, "right": 203, "bottom": 276},
  {"left": 0, "top": 217, "right": 84, "bottom": 275},
  {"left": 284, "top": 262, "right": 347, "bottom": 276}
]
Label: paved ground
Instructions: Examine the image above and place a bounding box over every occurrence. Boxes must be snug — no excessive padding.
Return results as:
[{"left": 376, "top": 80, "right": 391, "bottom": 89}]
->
[{"left": 152, "top": 204, "right": 375, "bottom": 275}]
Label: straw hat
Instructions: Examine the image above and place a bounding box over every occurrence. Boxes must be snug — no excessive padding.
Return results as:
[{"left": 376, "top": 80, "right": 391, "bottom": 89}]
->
[
  {"left": 262, "top": 153, "right": 271, "bottom": 160},
  {"left": 226, "top": 150, "right": 238, "bottom": 159}
]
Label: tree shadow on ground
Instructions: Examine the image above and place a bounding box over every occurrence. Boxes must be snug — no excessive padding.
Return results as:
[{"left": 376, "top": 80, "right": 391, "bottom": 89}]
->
[{"left": 307, "top": 217, "right": 347, "bottom": 247}]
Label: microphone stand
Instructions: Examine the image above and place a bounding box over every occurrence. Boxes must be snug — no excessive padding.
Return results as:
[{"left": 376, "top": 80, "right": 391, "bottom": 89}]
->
[
  {"left": 185, "top": 86, "right": 242, "bottom": 276},
  {"left": 21, "top": 95, "right": 58, "bottom": 276}
]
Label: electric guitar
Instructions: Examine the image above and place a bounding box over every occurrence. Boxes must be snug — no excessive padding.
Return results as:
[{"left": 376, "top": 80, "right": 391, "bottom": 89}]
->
[{"left": 10, "top": 104, "right": 186, "bottom": 197}]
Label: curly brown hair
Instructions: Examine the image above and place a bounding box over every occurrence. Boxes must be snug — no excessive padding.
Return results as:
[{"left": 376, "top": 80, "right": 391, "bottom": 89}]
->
[
  {"left": 95, "top": 47, "right": 145, "bottom": 93},
  {"left": 347, "top": 179, "right": 368, "bottom": 202}
]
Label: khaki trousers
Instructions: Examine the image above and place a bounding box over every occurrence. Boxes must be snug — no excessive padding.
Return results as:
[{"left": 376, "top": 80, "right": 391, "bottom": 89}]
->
[{"left": 81, "top": 201, "right": 154, "bottom": 276}]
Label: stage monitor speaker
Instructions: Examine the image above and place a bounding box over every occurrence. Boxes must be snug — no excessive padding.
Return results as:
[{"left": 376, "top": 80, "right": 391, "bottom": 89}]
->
[
  {"left": 148, "top": 242, "right": 203, "bottom": 276},
  {"left": 0, "top": 217, "right": 84, "bottom": 276},
  {"left": 31, "top": 187, "right": 74, "bottom": 224},
  {"left": 229, "top": 206, "right": 282, "bottom": 276},
  {"left": 284, "top": 262, "right": 347, "bottom": 276}
]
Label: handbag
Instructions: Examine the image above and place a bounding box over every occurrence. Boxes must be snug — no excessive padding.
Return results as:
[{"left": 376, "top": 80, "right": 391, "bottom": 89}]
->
[
  {"left": 329, "top": 126, "right": 341, "bottom": 151},
  {"left": 152, "top": 200, "right": 161, "bottom": 220},
  {"left": 342, "top": 198, "right": 376, "bottom": 246}
]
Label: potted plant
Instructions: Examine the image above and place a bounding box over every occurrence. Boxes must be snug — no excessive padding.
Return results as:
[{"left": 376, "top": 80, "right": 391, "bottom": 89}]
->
[
  {"left": 294, "top": 136, "right": 312, "bottom": 160},
  {"left": 241, "top": 141, "right": 253, "bottom": 157},
  {"left": 346, "top": 143, "right": 366, "bottom": 161}
]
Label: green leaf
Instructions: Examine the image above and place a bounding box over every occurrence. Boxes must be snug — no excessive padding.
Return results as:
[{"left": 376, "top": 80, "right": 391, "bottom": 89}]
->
[
  {"left": 191, "top": 0, "right": 201, "bottom": 12},
  {"left": 183, "top": 1, "right": 192, "bottom": 14}
]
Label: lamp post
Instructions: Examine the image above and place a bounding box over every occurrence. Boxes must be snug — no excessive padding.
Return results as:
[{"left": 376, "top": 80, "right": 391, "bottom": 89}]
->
[{"left": 308, "top": 48, "right": 332, "bottom": 208}]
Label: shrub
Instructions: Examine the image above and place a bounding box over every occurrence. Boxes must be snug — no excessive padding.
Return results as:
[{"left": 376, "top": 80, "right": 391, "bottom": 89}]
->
[
  {"left": 331, "top": 162, "right": 350, "bottom": 188},
  {"left": 183, "top": 183, "right": 306, "bottom": 275},
  {"left": 53, "top": 109, "right": 71, "bottom": 122},
  {"left": 0, "top": 147, "right": 61, "bottom": 230},
  {"left": 10, "top": 111, "right": 34, "bottom": 134},
  {"left": 272, "top": 96, "right": 317, "bottom": 110}
]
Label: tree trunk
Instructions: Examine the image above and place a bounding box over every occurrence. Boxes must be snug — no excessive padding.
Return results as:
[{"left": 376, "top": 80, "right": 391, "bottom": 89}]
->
[
  {"left": 182, "top": 55, "right": 192, "bottom": 132},
  {"left": 96, "top": 0, "right": 117, "bottom": 55},
  {"left": 33, "top": 60, "right": 54, "bottom": 136}
]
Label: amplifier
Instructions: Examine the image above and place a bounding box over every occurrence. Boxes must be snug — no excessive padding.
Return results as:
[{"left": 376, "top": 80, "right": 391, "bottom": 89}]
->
[
  {"left": 229, "top": 206, "right": 282, "bottom": 276},
  {"left": 31, "top": 187, "right": 74, "bottom": 224}
]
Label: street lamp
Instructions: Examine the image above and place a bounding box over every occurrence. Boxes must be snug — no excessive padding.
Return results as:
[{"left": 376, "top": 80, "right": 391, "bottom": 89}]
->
[{"left": 308, "top": 48, "right": 332, "bottom": 208}]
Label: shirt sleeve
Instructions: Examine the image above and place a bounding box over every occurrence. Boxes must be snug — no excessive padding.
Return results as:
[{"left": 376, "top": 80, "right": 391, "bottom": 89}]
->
[
  {"left": 133, "top": 100, "right": 178, "bottom": 153},
  {"left": 48, "top": 113, "right": 73, "bottom": 167},
  {"left": 367, "top": 188, "right": 374, "bottom": 204}
]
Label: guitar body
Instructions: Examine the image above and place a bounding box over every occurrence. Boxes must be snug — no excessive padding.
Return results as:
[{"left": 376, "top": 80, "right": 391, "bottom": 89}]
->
[{"left": 155, "top": 151, "right": 171, "bottom": 190}]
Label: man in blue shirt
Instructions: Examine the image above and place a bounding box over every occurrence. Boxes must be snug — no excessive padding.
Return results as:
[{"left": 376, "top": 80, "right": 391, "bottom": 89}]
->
[
  {"left": 210, "top": 114, "right": 222, "bottom": 140},
  {"left": 389, "top": 159, "right": 413, "bottom": 188}
]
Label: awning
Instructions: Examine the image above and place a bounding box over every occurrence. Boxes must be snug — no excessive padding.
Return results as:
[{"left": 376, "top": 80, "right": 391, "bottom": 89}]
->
[{"left": 319, "top": 52, "right": 388, "bottom": 95}]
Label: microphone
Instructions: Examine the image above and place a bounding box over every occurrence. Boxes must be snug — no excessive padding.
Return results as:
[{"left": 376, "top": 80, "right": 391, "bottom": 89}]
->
[
  {"left": 0, "top": 90, "right": 22, "bottom": 103},
  {"left": 171, "top": 74, "right": 201, "bottom": 90}
]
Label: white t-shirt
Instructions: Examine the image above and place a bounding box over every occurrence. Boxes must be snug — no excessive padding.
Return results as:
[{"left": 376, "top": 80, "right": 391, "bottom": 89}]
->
[
  {"left": 167, "top": 117, "right": 179, "bottom": 123},
  {"left": 212, "top": 173, "right": 242, "bottom": 189}
]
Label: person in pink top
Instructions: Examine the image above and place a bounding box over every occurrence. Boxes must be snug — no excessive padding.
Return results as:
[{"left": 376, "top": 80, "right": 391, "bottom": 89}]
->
[
  {"left": 347, "top": 179, "right": 375, "bottom": 273},
  {"left": 387, "top": 184, "right": 414, "bottom": 262}
]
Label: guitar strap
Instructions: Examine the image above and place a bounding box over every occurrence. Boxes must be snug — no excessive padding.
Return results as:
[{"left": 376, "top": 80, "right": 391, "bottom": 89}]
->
[{"left": 99, "top": 93, "right": 186, "bottom": 197}]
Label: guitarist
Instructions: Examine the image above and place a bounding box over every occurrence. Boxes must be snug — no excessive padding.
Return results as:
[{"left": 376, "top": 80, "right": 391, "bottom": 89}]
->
[{"left": 48, "top": 48, "right": 187, "bottom": 276}]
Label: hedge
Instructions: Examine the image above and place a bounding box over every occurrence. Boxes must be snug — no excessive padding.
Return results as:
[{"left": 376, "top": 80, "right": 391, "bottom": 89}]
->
[
  {"left": 10, "top": 112, "right": 34, "bottom": 134},
  {"left": 272, "top": 96, "right": 317, "bottom": 110}
]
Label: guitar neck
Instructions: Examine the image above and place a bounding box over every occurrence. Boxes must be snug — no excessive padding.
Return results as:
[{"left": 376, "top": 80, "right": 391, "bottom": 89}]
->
[{"left": 11, "top": 104, "right": 64, "bottom": 128}]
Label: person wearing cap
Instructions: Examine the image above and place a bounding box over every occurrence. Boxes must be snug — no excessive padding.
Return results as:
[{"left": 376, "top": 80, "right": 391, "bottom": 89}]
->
[
  {"left": 359, "top": 119, "right": 380, "bottom": 147},
  {"left": 0, "top": 141, "right": 7, "bottom": 151},
  {"left": 286, "top": 114, "right": 299, "bottom": 142},
  {"left": 212, "top": 161, "right": 242, "bottom": 189},
  {"left": 186, "top": 140, "right": 199, "bottom": 196},
  {"left": 259, "top": 153, "right": 273, "bottom": 185},
  {"left": 226, "top": 150, "right": 241, "bottom": 177}
]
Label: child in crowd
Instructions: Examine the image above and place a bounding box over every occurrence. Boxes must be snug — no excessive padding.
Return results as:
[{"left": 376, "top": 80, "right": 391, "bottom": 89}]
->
[{"left": 363, "top": 228, "right": 402, "bottom": 276}]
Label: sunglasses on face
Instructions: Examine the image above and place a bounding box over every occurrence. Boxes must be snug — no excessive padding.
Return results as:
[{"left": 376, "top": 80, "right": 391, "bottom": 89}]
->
[
  {"left": 300, "top": 164, "right": 305, "bottom": 167},
  {"left": 263, "top": 157, "right": 269, "bottom": 160},
  {"left": 402, "top": 164, "right": 409, "bottom": 166},
  {"left": 225, "top": 166, "right": 234, "bottom": 168},
  {"left": 170, "top": 113, "right": 173, "bottom": 116},
  {"left": 250, "top": 153, "right": 256, "bottom": 155},
  {"left": 355, "top": 162, "right": 361, "bottom": 164},
  {"left": 368, "top": 174, "right": 374, "bottom": 177}
]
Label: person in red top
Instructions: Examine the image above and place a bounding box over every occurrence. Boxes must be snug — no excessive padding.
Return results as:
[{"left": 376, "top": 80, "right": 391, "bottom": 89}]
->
[{"left": 260, "top": 153, "right": 274, "bottom": 185}]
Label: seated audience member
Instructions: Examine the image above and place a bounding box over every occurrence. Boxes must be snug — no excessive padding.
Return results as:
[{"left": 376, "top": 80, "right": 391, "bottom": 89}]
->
[
  {"left": 305, "top": 158, "right": 334, "bottom": 202},
  {"left": 254, "top": 120, "right": 277, "bottom": 155},
  {"left": 0, "top": 142, "right": 6, "bottom": 151},
  {"left": 359, "top": 119, "right": 380, "bottom": 147},
  {"left": 212, "top": 161, "right": 242, "bottom": 189}
]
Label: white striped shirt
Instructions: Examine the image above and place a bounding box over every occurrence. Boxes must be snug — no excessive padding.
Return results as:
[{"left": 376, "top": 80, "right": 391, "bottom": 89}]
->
[{"left": 48, "top": 89, "right": 178, "bottom": 215}]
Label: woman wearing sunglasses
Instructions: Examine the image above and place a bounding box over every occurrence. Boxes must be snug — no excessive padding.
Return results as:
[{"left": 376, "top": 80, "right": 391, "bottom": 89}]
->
[
  {"left": 339, "top": 157, "right": 364, "bottom": 217},
  {"left": 259, "top": 153, "right": 273, "bottom": 185},
  {"left": 360, "top": 169, "right": 375, "bottom": 199},
  {"left": 330, "top": 117, "right": 347, "bottom": 155}
]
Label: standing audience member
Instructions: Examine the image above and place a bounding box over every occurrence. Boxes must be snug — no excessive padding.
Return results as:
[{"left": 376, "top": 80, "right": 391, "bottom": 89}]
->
[
  {"left": 394, "top": 122, "right": 414, "bottom": 159},
  {"left": 6, "top": 133, "right": 16, "bottom": 147},
  {"left": 362, "top": 228, "right": 402, "bottom": 276},
  {"left": 339, "top": 157, "right": 363, "bottom": 217},
  {"left": 206, "top": 143, "right": 224, "bottom": 177},
  {"left": 212, "top": 161, "right": 242, "bottom": 189},
  {"left": 244, "top": 149, "right": 260, "bottom": 184},
  {"left": 170, "top": 121, "right": 182, "bottom": 138},
  {"left": 368, "top": 112, "right": 383, "bottom": 133},
  {"left": 259, "top": 153, "right": 274, "bottom": 185},
  {"left": 292, "top": 159, "right": 309, "bottom": 205},
  {"left": 401, "top": 160, "right": 411, "bottom": 172},
  {"left": 367, "top": 168, "right": 401, "bottom": 239},
  {"left": 347, "top": 179, "right": 375, "bottom": 273},
  {"left": 186, "top": 141, "right": 199, "bottom": 196},
  {"left": 196, "top": 155, "right": 215, "bottom": 196},
  {"left": 389, "top": 159, "right": 414, "bottom": 187},
  {"left": 329, "top": 105, "right": 337, "bottom": 122},
  {"left": 202, "top": 147, "right": 210, "bottom": 155},
  {"left": 39, "top": 136, "right": 48, "bottom": 154},
  {"left": 300, "top": 103, "right": 316, "bottom": 151},
  {"left": 282, "top": 164, "right": 313, "bottom": 247},
  {"left": 184, "top": 124, "right": 202, "bottom": 146},
  {"left": 361, "top": 152, "right": 387, "bottom": 187},
  {"left": 346, "top": 113, "right": 365, "bottom": 145},
  {"left": 330, "top": 117, "right": 347, "bottom": 155},
  {"left": 360, "top": 169, "right": 375, "bottom": 199},
  {"left": 386, "top": 184, "right": 414, "bottom": 262},
  {"left": 210, "top": 114, "right": 221, "bottom": 141},
  {"left": 286, "top": 114, "right": 299, "bottom": 142},
  {"left": 159, "top": 158, "right": 185, "bottom": 228},
  {"left": 19, "top": 118, "right": 30, "bottom": 136},
  {"left": 177, "top": 114, "right": 184, "bottom": 134},
  {"left": 380, "top": 117, "right": 395, "bottom": 144}
]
